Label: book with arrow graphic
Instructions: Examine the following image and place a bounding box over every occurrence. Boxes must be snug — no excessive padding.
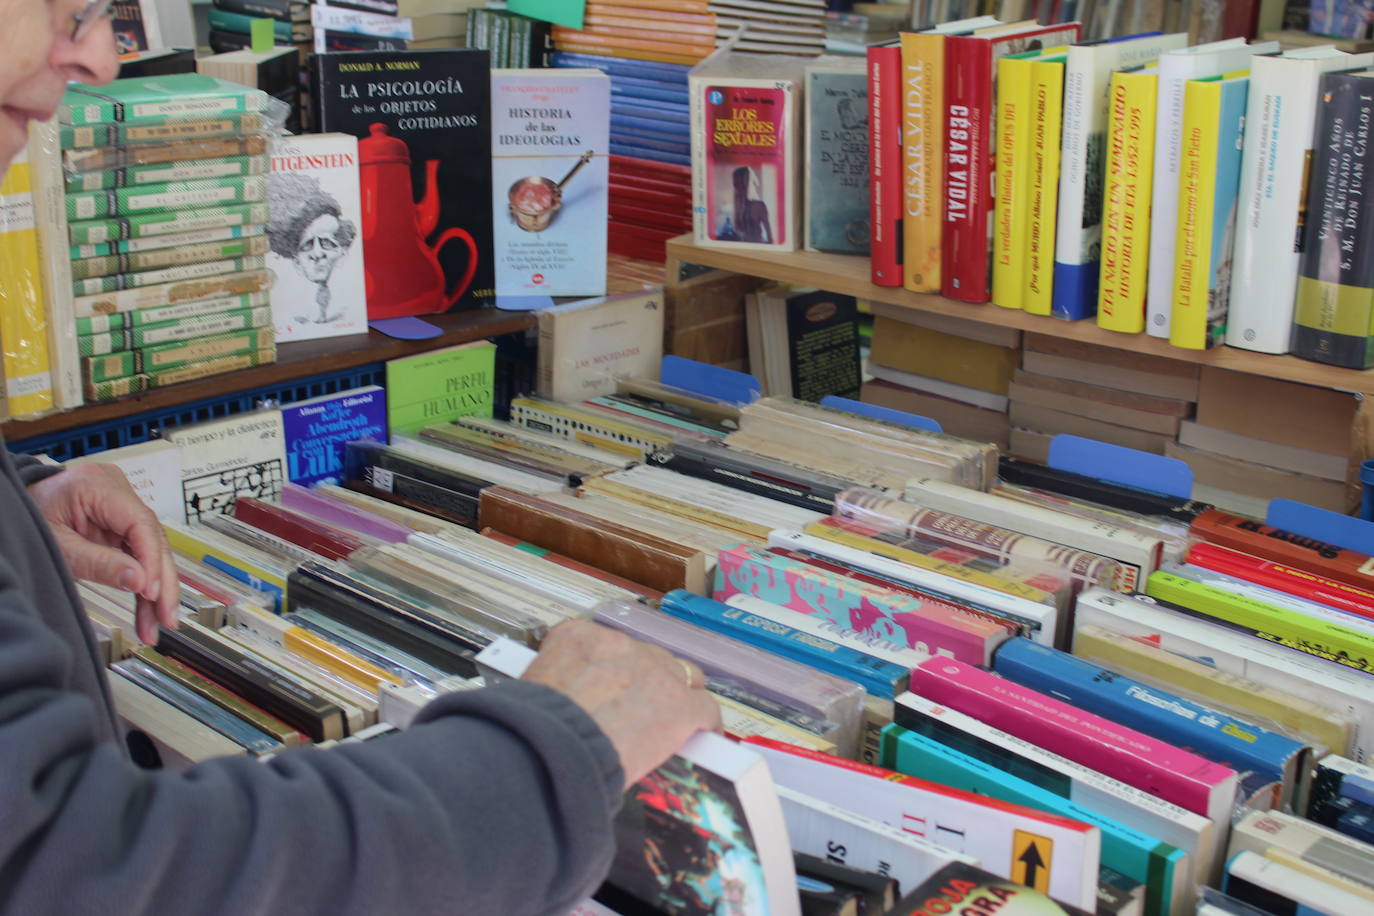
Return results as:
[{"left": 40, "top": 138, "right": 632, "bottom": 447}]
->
[{"left": 887, "top": 861, "right": 1093, "bottom": 916}]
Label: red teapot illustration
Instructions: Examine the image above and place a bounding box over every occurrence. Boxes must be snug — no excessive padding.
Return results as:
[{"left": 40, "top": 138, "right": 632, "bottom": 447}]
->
[{"left": 358, "top": 122, "right": 478, "bottom": 318}]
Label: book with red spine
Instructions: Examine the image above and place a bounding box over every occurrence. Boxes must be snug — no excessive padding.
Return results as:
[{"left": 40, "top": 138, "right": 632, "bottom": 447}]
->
[
  {"left": 1186, "top": 541, "right": 1374, "bottom": 623},
  {"left": 1190, "top": 509, "right": 1374, "bottom": 594},
  {"left": 232, "top": 497, "right": 365, "bottom": 562},
  {"left": 743, "top": 735, "right": 1101, "bottom": 911},
  {"left": 941, "top": 22, "right": 1080, "bottom": 303},
  {"left": 868, "top": 41, "right": 903, "bottom": 286}
]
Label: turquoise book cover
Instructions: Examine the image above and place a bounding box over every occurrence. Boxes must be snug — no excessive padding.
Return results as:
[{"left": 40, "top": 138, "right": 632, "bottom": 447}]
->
[{"left": 804, "top": 61, "right": 869, "bottom": 254}]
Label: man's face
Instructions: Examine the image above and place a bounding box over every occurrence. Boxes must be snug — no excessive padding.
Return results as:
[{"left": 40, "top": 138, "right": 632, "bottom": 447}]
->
[{"left": 295, "top": 213, "right": 345, "bottom": 283}]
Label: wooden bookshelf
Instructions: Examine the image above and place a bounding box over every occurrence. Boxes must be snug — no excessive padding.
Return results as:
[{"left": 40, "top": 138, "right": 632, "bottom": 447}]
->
[
  {"left": 2, "top": 308, "right": 535, "bottom": 443},
  {"left": 665, "top": 234, "right": 1374, "bottom": 396}
]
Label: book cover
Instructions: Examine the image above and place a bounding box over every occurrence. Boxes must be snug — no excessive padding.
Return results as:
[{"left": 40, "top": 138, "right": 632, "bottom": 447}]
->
[
  {"left": 779, "top": 288, "right": 861, "bottom": 402},
  {"left": 385, "top": 341, "right": 495, "bottom": 436},
  {"left": 1170, "top": 73, "right": 1249, "bottom": 351},
  {"left": 535, "top": 288, "right": 663, "bottom": 402},
  {"left": 1053, "top": 32, "right": 1189, "bottom": 322},
  {"left": 1144, "top": 39, "right": 1277, "bottom": 339},
  {"left": 1228, "top": 52, "right": 1374, "bottom": 353},
  {"left": 491, "top": 68, "right": 610, "bottom": 297},
  {"left": 313, "top": 49, "right": 495, "bottom": 317},
  {"left": 266, "top": 133, "right": 368, "bottom": 343},
  {"left": 0, "top": 147, "right": 56, "bottom": 419},
  {"left": 1097, "top": 68, "right": 1158, "bottom": 334},
  {"left": 1294, "top": 69, "right": 1374, "bottom": 368},
  {"left": 867, "top": 42, "right": 902, "bottom": 285},
  {"left": 1025, "top": 54, "right": 1066, "bottom": 318},
  {"left": 689, "top": 48, "right": 806, "bottom": 252},
  {"left": 70, "top": 439, "right": 184, "bottom": 522},
  {"left": 992, "top": 50, "right": 1039, "bottom": 312},
  {"left": 803, "top": 56, "right": 868, "bottom": 254},
  {"left": 888, "top": 861, "right": 1093, "bottom": 916},
  {"left": 900, "top": 32, "right": 944, "bottom": 293},
  {"left": 161, "top": 409, "right": 288, "bottom": 522},
  {"left": 941, "top": 23, "right": 1081, "bottom": 304},
  {"left": 280, "top": 385, "right": 387, "bottom": 487}
]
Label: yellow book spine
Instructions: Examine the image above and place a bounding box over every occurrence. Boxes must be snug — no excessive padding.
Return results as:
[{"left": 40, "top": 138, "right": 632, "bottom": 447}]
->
[
  {"left": 900, "top": 32, "right": 944, "bottom": 293},
  {"left": 1098, "top": 71, "right": 1158, "bottom": 334},
  {"left": 1025, "top": 58, "right": 1065, "bottom": 317},
  {"left": 581, "top": 477, "right": 768, "bottom": 540},
  {"left": 993, "top": 56, "right": 1035, "bottom": 310},
  {"left": 282, "top": 628, "right": 403, "bottom": 693},
  {"left": 0, "top": 149, "right": 55, "bottom": 418},
  {"left": 162, "top": 524, "right": 290, "bottom": 605},
  {"left": 1170, "top": 79, "right": 1221, "bottom": 349}
]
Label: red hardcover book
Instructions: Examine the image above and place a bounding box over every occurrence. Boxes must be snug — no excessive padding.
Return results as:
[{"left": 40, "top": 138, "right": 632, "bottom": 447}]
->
[
  {"left": 609, "top": 183, "right": 692, "bottom": 209},
  {"left": 1186, "top": 541, "right": 1374, "bottom": 622},
  {"left": 1190, "top": 509, "right": 1374, "bottom": 594},
  {"left": 609, "top": 201, "right": 693, "bottom": 232},
  {"left": 480, "top": 527, "right": 665, "bottom": 599},
  {"left": 610, "top": 153, "right": 692, "bottom": 181},
  {"left": 233, "top": 497, "right": 364, "bottom": 562},
  {"left": 868, "top": 42, "right": 903, "bottom": 286},
  {"left": 941, "top": 23, "right": 1080, "bottom": 303}
]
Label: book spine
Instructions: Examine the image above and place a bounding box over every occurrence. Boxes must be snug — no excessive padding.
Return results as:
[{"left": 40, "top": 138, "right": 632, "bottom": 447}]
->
[
  {"left": 1026, "top": 58, "right": 1065, "bottom": 318},
  {"left": 62, "top": 113, "right": 271, "bottom": 150},
  {"left": 901, "top": 33, "right": 943, "bottom": 293},
  {"left": 65, "top": 175, "right": 269, "bottom": 222},
  {"left": 1169, "top": 79, "right": 1221, "bottom": 350},
  {"left": 1145, "top": 570, "right": 1374, "bottom": 675},
  {"left": 1293, "top": 71, "right": 1374, "bottom": 368},
  {"left": 995, "top": 637, "right": 1306, "bottom": 785},
  {"left": 1187, "top": 541, "right": 1374, "bottom": 622},
  {"left": 992, "top": 56, "right": 1033, "bottom": 311},
  {"left": 868, "top": 45, "right": 903, "bottom": 286},
  {"left": 1190, "top": 509, "right": 1374, "bottom": 593},
  {"left": 1053, "top": 46, "right": 1098, "bottom": 321},
  {"left": 73, "top": 254, "right": 266, "bottom": 296},
  {"left": 81, "top": 306, "right": 271, "bottom": 354},
  {"left": 910, "top": 655, "right": 1234, "bottom": 816},
  {"left": 941, "top": 38, "right": 991, "bottom": 302},
  {"left": 1098, "top": 71, "right": 1157, "bottom": 334},
  {"left": 74, "top": 269, "right": 274, "bottom": 317},
  {"left": 83, "top": 373, "right": 147, "bottom": 401},
  {"left": 71, "top": 223, "right": 264, "bottom": 259},
  {"left": 61, "top": 82, "right": 267, "bottom": 127},
  {"left": 27, "top": 120, "right": 82, "bottom": 409},
  {"left": 207, "top": 7, "right": 294, "bottom": 41},
  {"left": 65, "top": 154, "right": 269, "bottom": 192},
  {"left": 0, "top": 149, "right": 56, "bottom": 418},
  {"left": 213, "top": 0, "right": 300, "bottom": 23},
  {"left": 68, "top": 202, "right": 272, "bottom": 245},
  {"left": 71, "top": 234, "right": 269, "bottom": 281}
]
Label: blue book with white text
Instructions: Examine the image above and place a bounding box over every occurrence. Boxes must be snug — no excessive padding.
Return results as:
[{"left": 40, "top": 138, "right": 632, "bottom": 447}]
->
[{"left": 280, "top": 385, "right": 387, "bottom": 488}]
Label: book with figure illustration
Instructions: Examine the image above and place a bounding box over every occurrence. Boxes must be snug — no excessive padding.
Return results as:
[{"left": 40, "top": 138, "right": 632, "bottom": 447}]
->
[{"left": 267, "top": 133, "right": 368, "bottom": 342}]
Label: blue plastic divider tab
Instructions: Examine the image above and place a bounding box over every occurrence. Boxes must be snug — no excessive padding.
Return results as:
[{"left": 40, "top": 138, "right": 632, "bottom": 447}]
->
[
  {"left": 659, "top": 355, "right": 760, "bottom": 405},
  {"left": 1047, "top": 434, "right": 1193, "bottom": 499},
  {"left": 1266, "top": 498, "right": 1374, "bottom": 556},
  {"left": 819, "top": 395, "right": 943, "bottom": 433}
]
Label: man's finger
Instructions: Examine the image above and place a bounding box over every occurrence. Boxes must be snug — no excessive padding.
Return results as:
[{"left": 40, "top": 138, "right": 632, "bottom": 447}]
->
[{"left": 54, "top": 526, "right": 144, "bottom": 593}]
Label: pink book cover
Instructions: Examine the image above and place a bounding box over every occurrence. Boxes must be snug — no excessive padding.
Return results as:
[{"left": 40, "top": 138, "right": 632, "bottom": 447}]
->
[
  {"left": 702, "top": 85, "right": 790, "bottom": 246},
  {"left": 910, "top": 657, "right": 1237, "bottom": 817},
  {"left": 713, "top": 543, "right": 1004, "bottom": 665}
]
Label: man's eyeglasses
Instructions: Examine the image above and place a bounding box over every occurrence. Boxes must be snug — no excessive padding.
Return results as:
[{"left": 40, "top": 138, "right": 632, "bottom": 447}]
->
[{"left": 71, "top": 0, "right": 115, "bottom": 43}]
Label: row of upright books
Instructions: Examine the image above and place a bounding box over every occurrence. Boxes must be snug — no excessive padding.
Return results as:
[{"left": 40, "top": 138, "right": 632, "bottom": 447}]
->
[{"left": 64, "top": 311, "right": 1374, "bottom": 913}]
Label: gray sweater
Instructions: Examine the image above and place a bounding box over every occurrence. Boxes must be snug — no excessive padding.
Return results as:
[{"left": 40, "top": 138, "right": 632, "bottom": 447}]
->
[{"left": 0, "top": 445, "right": 624, "bottom": 915}]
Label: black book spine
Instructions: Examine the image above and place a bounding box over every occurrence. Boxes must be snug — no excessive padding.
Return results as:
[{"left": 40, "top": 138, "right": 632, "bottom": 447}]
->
[
  {"left": 996, "top": 456, "right": 1209, "bottom": 523},
  {"left": 213, "top": 0, "right": 299, "bottom": 23},
  {"left": 648, "top": 448, "right": 837, "bottom": 512}
]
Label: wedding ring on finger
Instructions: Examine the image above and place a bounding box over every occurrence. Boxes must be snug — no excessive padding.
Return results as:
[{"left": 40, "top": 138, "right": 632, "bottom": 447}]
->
[{"left": 676, "top": 657, "right": 703, "bottom": 690}]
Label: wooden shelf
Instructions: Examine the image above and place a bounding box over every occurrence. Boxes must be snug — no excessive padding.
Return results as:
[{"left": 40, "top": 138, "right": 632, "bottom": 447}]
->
[
  {"left": 3, "top": 308, "right": 535, "bottom": 443},
  {"left": 665, "top": 235, "right": 1374, "bottom": 396}
]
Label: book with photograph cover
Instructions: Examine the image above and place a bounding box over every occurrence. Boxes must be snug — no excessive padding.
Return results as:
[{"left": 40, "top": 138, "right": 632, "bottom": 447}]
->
[
  {"left": 267, "top": 133, "right": 368, "bottom": 342},
  {"left": 314, "top": 49, "right": 494, "bottom": 317}
]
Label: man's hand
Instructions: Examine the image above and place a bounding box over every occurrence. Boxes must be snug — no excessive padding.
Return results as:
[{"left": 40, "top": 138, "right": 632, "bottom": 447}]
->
[
  {"left": 27, "top": 462, "right": 178, "bottom": 646},
  {"left": 522, "top": 620, "right": 722, "bottom": 790}
]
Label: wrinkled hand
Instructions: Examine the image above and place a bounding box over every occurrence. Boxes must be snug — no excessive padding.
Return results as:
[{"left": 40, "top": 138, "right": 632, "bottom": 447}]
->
[
  {"left": 523, "top": 619, "right": 722, "bottom": 790},
  {"left": 27, "top": 463, "right": 178, "bottom": 646}
]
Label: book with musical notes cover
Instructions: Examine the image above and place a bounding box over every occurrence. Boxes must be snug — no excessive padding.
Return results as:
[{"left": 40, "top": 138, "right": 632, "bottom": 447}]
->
[{"left": 161, "top": 408, "right": 288, "bottom": 522}]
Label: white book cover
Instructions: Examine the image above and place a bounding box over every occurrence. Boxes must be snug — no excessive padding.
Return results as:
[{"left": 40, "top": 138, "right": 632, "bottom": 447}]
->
[
  {"left": 1145, "top": 39, "right": 1278, "bottom": 338},
  {"left": 1073, "top": 588, "right": 1373, "bottom": 765},
  {"left": 70, "top": 439, "right": 184, "bottom": 523},
  {"left": 491, "top": 69, "right": 610, "bottom": 297},
  {"left": 752, "top": 739, "right": 1101, "bottom": 911},
  {"left": 535, "top": 289, "right": 662, "bottom": 401},
  {"left": 1225, "top": 850, "right": 1370, "bottom": 913},
  {"left": 1227, "top": 50, "right": 1374, "bottom": 353},
  {"left": 1230, "top": 808, "right": 1374, "bottom": 883},
  {"left": 161, "top": 409, "right": 287, "bottom": 522},
  {"left": 267, "top": 134, "right": 368, "bottom": 344},
  {"left": 1054, "top": 32, "right": 1189, "bottom": 317},
  {"left": 776, "top": 785, "right": 968, "bottom": 892},
  {"left": 310, "top": 4, "right": 414, "bottom": 45}
]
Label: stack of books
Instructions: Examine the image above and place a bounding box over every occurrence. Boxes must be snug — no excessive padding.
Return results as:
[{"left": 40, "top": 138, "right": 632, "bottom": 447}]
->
[
  {"left": 43, "top": 74, "right": 280, "bottom": 403},
  {"left": 711, "top": 0, "right": 826, "bottom": 56},
  {"left": 552, "top": 0, "right": 716, "bottom": 66},
  {"left": 207, "top": 0, "right": 313, "bottom": 54},
  {"left": 466, "top": 7, "right": 552, "bottom": 64}
]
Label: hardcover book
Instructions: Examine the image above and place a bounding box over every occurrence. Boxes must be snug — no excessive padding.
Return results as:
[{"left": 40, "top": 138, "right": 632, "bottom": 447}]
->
[
  {"left": 60, "top": 74, "right": 269, "bottom": 126},
  {"left": 689, "top": 45, "right": 807, "bottom": 252},
  {"left": 535, "top": 288, "right": 663, "bottom": 402},
  {"left": 491, "top": 68, "right": 610, "bottom": 297},
  {"left": 161, "top": 409, "right": 289, "bottom": 522},
  {"left": 867, "top": 41, "right": 902, "bottom": 285},
  {"left": 313, "top": 49, "right": 495, "bottom": 317},
  {"left": 385, "top": 341, "right": 495, "bottom": 436},
  {"left": 267, "top": 133, "right": 368, "bottom": 342},
  {"left": 803, "top": 55, "right": 868, "bottom": 254},
  {"left": 281, "top": 385, "right": 387, "bottom": 487},
  {"left": 1097, "top": 67, "right": 1159, "bottom": 334}
]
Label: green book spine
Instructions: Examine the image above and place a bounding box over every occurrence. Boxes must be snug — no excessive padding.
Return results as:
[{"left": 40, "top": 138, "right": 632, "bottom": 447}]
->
[
  {"left": 72, "top": 254, "right": 268, "bottom": 297},
  {"left": 70, "top": 224, "right": 265, "bottom": 260},
  {"left": 84, "top": 373, "right": 149, "bottom": 401},
  {"left": 71, "top": 235, "right": 269, "bottom": 281},
  {"left": 65, "top": 154, "right": 269, "bottom": 192},
  {"left": 61, "top": 74, "right": 269, "bottom": 126},
  {"left": 61, "top": 112, "right": 273, "bottom": 150},
  {"left": 75, "top": 313, "right": 126, "bottom": 336},
  {"left": 74, "top": 290, "right": 271, "bottom": 333},
  {"left": 65, "top": 175, "right": 269, "bottom": 221},
  {"left": 67, "top": 202, "right": 271, "bottom": 245},
  {"left": 79, "top": 306, "right": 273, "bottom": 355},
  {"left": 147, "top": 347, "right": 275, "bottom": 387}
]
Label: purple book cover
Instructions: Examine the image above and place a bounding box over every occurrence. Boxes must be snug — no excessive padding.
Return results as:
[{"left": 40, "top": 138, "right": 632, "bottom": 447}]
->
[{"left": 281, "top": 385, "right": 387, "bottom": 487}]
